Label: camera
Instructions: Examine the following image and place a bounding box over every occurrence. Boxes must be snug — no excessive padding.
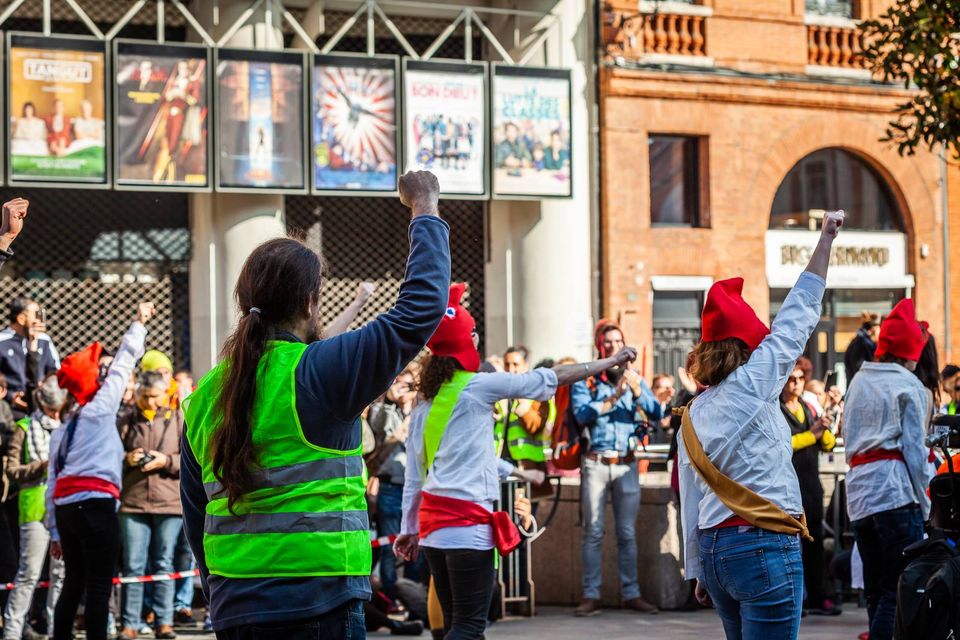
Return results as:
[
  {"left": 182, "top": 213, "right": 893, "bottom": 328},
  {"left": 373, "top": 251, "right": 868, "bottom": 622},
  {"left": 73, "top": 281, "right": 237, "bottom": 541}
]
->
[{"left": 138, "top": 452, "right": 156, "bottom": 468}]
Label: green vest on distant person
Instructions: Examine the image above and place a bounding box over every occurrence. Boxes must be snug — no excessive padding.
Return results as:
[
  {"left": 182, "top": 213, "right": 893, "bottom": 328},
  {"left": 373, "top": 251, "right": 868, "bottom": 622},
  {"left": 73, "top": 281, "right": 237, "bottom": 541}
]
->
[
  {"left": 493, "top": 398, "right": 556, "bottom": 463},
  {"left": 183, "top": 341, "right": 371, "bottom": 579},
  {"left": 16, "top": 417, "right": 46, "bottom": 526}
]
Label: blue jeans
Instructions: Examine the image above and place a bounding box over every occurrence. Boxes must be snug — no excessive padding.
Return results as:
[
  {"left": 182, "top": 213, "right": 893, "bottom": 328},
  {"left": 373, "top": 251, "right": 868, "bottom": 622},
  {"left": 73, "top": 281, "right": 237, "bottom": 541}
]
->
[
  {"left": 699, "top": 527, "right": 804, "bottom": 640},
  {"left": 173, "top": 528, "right": 195, "bottom": 611},
  {"left": 580, "top": 458, "right": 641, "bottom": 600},
  {"left": 216, "top": 600, "right": 365, "bottom": 640},
  {"left": 852, "top": 504, "right": 924, "bottom": 640},
  {"left": 376, "top": 482, "right": 422, "bottom": 591},
  {"left": 120, "top": 514, "right": 182, "bottom": 629}
]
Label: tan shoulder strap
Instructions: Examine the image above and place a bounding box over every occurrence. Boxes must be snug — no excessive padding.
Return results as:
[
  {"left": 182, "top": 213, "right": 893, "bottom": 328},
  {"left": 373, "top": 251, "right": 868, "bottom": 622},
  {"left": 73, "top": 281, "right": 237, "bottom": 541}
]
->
[{"left": 678, "top": 406, "right": 812, "bottom": 541}]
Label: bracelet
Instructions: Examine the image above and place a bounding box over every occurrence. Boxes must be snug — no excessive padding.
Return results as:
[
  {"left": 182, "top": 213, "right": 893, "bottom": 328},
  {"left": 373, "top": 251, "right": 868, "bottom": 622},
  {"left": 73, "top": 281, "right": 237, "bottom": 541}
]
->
[{"left": 583, "top": 364, "right": 589, "bottom": 376}]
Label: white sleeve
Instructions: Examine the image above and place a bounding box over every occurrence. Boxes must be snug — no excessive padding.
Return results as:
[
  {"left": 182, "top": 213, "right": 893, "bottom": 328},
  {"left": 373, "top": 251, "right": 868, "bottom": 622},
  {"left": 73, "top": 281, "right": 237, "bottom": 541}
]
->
[
  {"left": 400, "top": 412, "right": 425, "bottom": 536},
  {"left": 44, "top": 428, "right": 62, "bottom": 541},
  {"left": 84, "top": 322, "right": 146, "bottom": 418},
  {"left": 677, "top": 433, "right": 705, "bottom": 581},
  {"left": 468, "top": 369, "right": 559, "bottom": 406},
  {"left": 902, "top": 385, "right": 934, "bottom": 519},
  {"left": 497, "top": 459, "right": 516, "bottom": 479}
]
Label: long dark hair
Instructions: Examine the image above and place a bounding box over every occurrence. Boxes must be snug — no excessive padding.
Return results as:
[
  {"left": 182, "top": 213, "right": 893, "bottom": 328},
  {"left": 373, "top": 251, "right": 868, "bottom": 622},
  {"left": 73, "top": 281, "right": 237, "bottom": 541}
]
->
[
  {"left": 915, "top": 333, "right": 941, "bottom": 408},
  {"left": 213, "top": 238, "right": 324, "bottom": 513},
  {"left": 418, "top": 355, "right": 462, "bottom": 400}
]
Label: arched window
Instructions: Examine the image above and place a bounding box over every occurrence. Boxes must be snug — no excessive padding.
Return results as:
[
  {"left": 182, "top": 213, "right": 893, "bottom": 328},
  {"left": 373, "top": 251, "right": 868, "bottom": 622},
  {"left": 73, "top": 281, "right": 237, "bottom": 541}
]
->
[{"left": 769, "top": 148, "right": 903, "bottom": 232}]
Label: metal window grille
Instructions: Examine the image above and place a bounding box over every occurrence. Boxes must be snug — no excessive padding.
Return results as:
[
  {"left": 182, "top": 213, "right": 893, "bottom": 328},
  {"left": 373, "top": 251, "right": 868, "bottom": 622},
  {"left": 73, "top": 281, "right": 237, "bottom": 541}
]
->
[
  {"left": 0, "top": 187, "right": 191, "bottom": 370},
  {"left": 286, "top": 195, "right": 486, "bottom": 354},
  {"left": 804, "top": 0, "right": 854, "bottom": 18}
]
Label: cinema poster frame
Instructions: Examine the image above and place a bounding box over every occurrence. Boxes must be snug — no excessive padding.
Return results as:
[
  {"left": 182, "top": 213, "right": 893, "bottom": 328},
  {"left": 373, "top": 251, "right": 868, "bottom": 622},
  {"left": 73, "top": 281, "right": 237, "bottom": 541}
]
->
[
  {"left": 112, "top": 38, "right": 213, "bottom": 193},
  {"left": 6, "top": 31, "right": 110, "bottom": 189},
  {"left": 401, "top": 58, "right": 489, "bottom": 200},
  {"left": 310, "top": 52, "right": 401, "bottom": 198},
  {"left": 490, "top": 64, "right": 573, "bottom": 201},
  {"left": 213, "top": 47, "right": 309, "bottom": 195}
]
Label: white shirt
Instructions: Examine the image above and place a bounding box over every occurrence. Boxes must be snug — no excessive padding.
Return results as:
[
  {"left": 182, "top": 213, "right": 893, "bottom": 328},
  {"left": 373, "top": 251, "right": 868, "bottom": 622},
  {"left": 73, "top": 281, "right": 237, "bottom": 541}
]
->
[
  {"left": 401, "top": 368, "right": 558, "bottom": 550},
  {"left": 842, "top": 361, "right": 932, "bottom": 522},
  {"left": 45, "top": 321, "right": 146, "bottom": 541},
  {"left": 678, "top": 272, "right": 825, "bottom": 581}
]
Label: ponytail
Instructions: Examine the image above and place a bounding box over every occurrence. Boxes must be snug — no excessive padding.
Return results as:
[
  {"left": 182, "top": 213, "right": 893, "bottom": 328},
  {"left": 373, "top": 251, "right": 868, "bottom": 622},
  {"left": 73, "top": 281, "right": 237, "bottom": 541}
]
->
[{"left": 211, "top": 238, "right": 324, "bottom": 513}]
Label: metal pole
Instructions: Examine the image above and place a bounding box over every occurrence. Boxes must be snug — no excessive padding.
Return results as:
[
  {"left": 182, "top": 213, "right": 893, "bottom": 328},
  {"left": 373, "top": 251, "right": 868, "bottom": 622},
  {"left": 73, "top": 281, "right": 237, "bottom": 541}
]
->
[
  {"left": 265, "top": 0, "right": 274, "bottom": 49},
  {"left": 372, "top": 3, "right": 419, "bottom": 59},
  {"left": 157, "top": 0, "right": 165, "bottom": 44},
  {"left": 366, "top": 0, "right": 375, "bottom": 56},
  {"left": 518, "top": 17, "right": 560, "bottom": 66},
  {"left": 172, "top": 0, "right": 216, "bottom": 46},
  {"left": 0, "top": 0, "right": 28, "bottom": 29},
  {"left": 283, "top": 8, "right": 321, "bottom": 53},
  {"left": 217, "top": 0, "right": 264, "bottom": 48},
  {"left": 42, "top": 0, "right": 50, "bottom": 36},
  {"left": 464, "top": 9, "right": 473, "bottom": 63},
  {"left": 106, "top": 0, "right": 148, "bottom": 41},
  {"left": 472, "top": 12, "right": 515, "bottom": 64},
  {"left": 319, "top": 2, "right": 366, "bottom": 54},
  {"left": 422, "top": 10, "right": 466, "bottom": 61},
  {"left": 943, "top": 146, "right": 953, "bottom": 359},
  {"left": 63, "top": 0, "right": 105, "bottom": 39},
  {"left": 377, "top": 0, "right": 547, "bottom": 19}
]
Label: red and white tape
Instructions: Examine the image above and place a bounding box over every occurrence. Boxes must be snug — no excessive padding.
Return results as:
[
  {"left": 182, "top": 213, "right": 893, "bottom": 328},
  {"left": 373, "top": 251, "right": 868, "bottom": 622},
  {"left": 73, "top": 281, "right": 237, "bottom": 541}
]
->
[{"left": 0, "top": 534, "right": 402, "bottom": 591}]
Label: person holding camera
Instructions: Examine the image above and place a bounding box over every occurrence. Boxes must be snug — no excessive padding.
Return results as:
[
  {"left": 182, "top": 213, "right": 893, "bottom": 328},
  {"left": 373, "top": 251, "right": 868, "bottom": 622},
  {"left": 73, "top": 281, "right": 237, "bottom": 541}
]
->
[{"left": 117, "top": 370, "right": 183, "bottom": 640}]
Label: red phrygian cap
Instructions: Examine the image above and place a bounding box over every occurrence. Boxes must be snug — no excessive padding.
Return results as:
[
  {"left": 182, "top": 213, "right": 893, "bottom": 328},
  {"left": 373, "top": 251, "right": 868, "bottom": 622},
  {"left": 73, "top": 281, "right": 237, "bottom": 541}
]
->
[
  {"left": 701, "top": 277, "right": 771, "bottom": 351},
  {"left": 876, "top": 298, "right": 924, "bottom": 362},
  {"left": 57, "top": 342, "right": 104, "bottom": 406},
  {"left": 427, "top": 283, "right": 480, "bottom": 372}
]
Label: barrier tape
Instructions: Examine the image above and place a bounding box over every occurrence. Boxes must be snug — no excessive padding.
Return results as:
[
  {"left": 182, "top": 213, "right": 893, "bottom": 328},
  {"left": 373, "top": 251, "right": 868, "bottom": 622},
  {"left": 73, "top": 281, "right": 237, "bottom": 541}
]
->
[{"left": 0, "top": 534, "right": 402, "bottom": 592}]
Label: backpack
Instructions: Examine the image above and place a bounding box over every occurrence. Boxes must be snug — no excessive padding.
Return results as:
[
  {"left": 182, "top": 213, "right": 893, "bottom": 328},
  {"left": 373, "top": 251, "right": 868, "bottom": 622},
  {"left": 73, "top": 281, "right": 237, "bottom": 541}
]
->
[
  {"left": 550, "top": 384, "right": 586, "bottom": 471},
  {"left": 895, "top": 537, "right": 960, "bottom": 640}
]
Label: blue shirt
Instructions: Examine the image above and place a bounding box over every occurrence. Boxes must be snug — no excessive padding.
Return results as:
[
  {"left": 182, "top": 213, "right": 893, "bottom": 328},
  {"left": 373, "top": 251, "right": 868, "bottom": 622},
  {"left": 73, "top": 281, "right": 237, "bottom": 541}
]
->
[
  {"left": 179, "top": 216, "right": 451, "bottom": 631},
  {"left": 571, "top": 375, "right": 664, "bottom": 455}
]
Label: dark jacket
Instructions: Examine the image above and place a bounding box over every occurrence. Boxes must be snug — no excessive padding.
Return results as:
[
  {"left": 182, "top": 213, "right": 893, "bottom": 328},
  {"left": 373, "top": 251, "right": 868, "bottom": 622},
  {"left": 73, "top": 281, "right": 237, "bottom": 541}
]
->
[
  {"left": 119, "top": 408, "right": 182, "bottom": 515},
  {"left": 0, "top": 329, "right": 59, "bottom": 405},
  {"left": 180, "top": 215, "right": 451, "bottom": 631},
  {"left": 844, "top": 328, "right": 876, "bottom": 383}
]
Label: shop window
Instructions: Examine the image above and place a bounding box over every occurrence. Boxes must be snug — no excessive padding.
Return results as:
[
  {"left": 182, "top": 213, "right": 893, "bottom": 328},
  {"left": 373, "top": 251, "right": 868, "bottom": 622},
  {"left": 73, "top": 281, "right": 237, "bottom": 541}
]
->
[
  {"left": 652, "top": 290, "right": 702, "bottom": 376},
  {"left": 805, "top": 0, "right": 858, "bottom": 19},
  {"left": 649, "top": 135, "right": 710, "bottom": 227},
  {"left": 770, "top": 148, "right": 903, "bottom": 232}
]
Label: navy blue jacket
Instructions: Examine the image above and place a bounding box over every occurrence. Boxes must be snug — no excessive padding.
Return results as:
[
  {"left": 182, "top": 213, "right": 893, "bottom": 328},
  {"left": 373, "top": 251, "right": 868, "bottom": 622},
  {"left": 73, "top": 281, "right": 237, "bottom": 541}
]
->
[
  {"left": 180, "top": 216, "right": 451, "bottom": 631},
  {"left": 0, "top": 328, "right": 60, "bottom": 401}
]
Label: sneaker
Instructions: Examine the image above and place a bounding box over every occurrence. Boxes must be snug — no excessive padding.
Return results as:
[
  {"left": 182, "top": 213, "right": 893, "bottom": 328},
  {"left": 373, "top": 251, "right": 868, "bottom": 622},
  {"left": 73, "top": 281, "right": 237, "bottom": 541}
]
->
[
  {"left": 389, "top": 620, "right": 424, "bottom": 636},
  {"left": 202, "top": 614, "right": 213, "bottom": 633},
  {"left": 623, "top": 597, "right": 659, "bottom": 614},
  {"left": 154, "top": 624, "right": 176, "bottom": 640},
  {"left": 574, "top": 598, "right": 602, "bottom": 617},
  {"left": 808, "top": 598, "right": 842, "bottom": 616},
  {"left": 22, "top": 625, "right": 47, "bottom": 640},
  {"left": 173, "top": 609, "right": 195, "bottom": 628}
]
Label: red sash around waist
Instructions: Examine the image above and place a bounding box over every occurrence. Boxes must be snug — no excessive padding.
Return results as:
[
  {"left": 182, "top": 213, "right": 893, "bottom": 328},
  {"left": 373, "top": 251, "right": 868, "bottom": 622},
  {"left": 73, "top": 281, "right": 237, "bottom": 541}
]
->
[
  {"left": 419, "top": 491, "right": 521, "bottom": 556},
  {"left": 53, "top": 476, "right": 120, "bottom": 500},
  {"left": 849, "top": 449, "right": 905, "bottom": 469}
]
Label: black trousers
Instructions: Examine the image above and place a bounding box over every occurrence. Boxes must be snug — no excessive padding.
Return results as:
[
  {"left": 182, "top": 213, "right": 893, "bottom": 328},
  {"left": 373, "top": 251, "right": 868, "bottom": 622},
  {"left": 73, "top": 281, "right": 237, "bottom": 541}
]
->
[
  {"left": 216, "top": 600, "right": 366, "bottom": 640},
  {"left": 799, "top": 480, "right": 827, "bottom": 605},
  {"left": 423, "top": 547, "right": 495, "bottom": 640},
  {"left": 54, "top": 498, "right": 121, "bottom": 640}
]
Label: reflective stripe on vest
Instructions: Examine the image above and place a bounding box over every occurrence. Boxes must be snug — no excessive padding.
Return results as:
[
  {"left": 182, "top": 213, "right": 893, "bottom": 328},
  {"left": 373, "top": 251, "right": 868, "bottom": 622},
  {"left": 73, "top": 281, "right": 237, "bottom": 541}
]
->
[
  {"left": 183, "top": 341, "right": 370, "bottom": 579},
  {"left": 423, "top": 371, "right": 476, "bottom": 474},
  {"left": 494, "top": 399, "right": 554, "bottom": 463},
  {"left": 16, "top": 418, "right": 46, "bottom": 525}
]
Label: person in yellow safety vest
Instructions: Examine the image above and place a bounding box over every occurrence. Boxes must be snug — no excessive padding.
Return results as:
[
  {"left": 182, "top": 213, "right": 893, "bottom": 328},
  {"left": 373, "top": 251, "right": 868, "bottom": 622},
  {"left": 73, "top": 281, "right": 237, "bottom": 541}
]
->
[
  {"left": 178, "top": 170, "right": 451, "bottom": 639},
  {"left": 941, "top": 365, "right": 959, "bottom": 414}
]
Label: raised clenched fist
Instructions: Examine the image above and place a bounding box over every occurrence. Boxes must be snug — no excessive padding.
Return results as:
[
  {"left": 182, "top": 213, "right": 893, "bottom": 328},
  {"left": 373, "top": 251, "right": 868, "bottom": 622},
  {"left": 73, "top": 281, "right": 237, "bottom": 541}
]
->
[
  {"left": 821, "top": 209, "right": 844, "bottom": 239},
  {"left": 398, "top": 171, "right": 440, "bottom": 218},
  {"left": 0, "top": 198, "right": 29, "bottom": 248}
]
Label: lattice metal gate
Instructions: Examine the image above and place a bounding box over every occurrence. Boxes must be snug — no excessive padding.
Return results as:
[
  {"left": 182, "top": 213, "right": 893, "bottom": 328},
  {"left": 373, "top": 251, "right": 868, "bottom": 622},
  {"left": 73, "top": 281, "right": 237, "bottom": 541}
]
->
[
  {"left": 286, "top": 195, "right": 486, "bottom": 354},
  {"left": 0, "top": 187, "right": 191, "bottom": 369}
]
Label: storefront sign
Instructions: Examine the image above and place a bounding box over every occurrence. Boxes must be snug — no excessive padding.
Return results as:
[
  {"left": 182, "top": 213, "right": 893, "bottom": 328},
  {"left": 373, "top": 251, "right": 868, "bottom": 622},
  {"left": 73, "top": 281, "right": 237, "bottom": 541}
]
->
[
  {"left": 7, "top": 33, "right": 107, "bottom": 185},
  {"left": 765, "top": 230, "right": 912, "bottom": 288}
]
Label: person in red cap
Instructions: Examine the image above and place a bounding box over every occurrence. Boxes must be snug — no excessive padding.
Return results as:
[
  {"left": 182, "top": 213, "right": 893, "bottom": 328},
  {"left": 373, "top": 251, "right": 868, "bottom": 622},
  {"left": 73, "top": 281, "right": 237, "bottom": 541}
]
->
[
  {"left": 842, "top": 297, "right": 933, "bottom": 640},
  {"left": 44, "top": 301, "right": 156, "bottom": 640},
  {"left": 394, "top": 283, "right": 638, "bottom": 639},
  {"left": 677, "top": 210, "right": 844, "bottom": 640}
]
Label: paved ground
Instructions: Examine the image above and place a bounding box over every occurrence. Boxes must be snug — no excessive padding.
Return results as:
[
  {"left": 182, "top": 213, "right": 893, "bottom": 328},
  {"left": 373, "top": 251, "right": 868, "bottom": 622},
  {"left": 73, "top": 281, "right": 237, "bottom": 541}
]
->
[{"left": 140, "top": 605, "right": 869, "bottom": 639}]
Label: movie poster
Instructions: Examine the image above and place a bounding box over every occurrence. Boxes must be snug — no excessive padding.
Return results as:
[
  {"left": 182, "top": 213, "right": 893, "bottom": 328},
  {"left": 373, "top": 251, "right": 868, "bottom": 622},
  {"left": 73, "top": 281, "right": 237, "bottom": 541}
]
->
[
  {"left": 313, "top": 55, "right": 397, "bottom": 193},
  {"left": 403, "top": 60, "right": 486, "bottom": 196},
  {"left": 492, "top": 66, "right": 571, "bottom": 198},
  {"left": 7, "top": 34, "right": 106, "bottom": 183},
  {"left": 217, "top": 50, "right": 305, "bottom": 190},
  {"left": 114, "top": 41, "right": 209, "bottom": 189}
]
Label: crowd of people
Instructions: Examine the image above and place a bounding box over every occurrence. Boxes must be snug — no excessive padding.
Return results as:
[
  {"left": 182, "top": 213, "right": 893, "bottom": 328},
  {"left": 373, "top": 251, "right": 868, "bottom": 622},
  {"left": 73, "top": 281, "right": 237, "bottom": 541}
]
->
[{"left": 0, "top": 184, "right": 955, "bottom": 640}]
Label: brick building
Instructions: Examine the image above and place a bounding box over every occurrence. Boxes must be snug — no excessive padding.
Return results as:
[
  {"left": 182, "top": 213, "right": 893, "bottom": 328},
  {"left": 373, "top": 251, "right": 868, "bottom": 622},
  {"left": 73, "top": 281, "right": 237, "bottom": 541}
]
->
[{"left": 600, "top": 0, "right": 958, "bottom": 384}]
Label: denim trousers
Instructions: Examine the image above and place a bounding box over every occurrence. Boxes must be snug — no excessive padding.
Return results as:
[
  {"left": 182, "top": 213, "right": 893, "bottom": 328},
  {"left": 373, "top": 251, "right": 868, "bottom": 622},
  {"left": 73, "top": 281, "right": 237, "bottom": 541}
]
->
[
  {"left": 215, "top": 600, "right": 365, "bottom": 640},
  {"left": 699, "top": 527, "right": 804, "bottom": 640},
  {"left": 376, "top": 482, "right": 415, "bottom": 591},
  {"left": 2, "top": 520, "right": 65, "bottom": 639},
  {"left": 120, "top": 513, "right": 182, "bottom": 629},
  {"left": 852, "top": 504, "right": 924, "bottom": 640},
  {"left": 580, "top": 457, "right": 641, "bottom": 600},
  {"left": 173, "top": 527, "right": 195, "bottom": 611}
]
